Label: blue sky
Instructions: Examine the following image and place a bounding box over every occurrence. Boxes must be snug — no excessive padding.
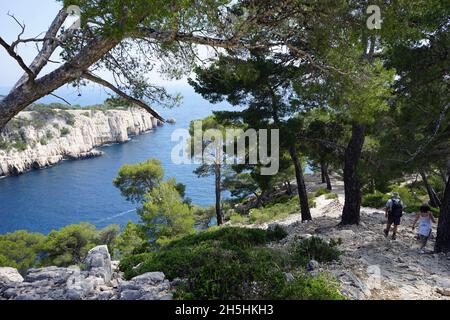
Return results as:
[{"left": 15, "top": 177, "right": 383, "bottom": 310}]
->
[
  {"left": 0, "top": 1, "right": 63, "bottom": 86},
  {"left": 0, "top": 0, "right": 192, "bottom": 91}
]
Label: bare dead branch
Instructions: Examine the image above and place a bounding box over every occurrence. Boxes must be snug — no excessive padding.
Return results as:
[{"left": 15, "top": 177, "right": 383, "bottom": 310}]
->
[
  {"left": 0, "top": 36, "right": 35, "bottom": 81},
  {"left": 49, "top": 93, "right": 72, "bottom": 105},
  {"left": 13, "top": 8, "right": 70, "bottom": 89},
  {"left": 81, "top": 72, "right": 165, "bottom": 122}
]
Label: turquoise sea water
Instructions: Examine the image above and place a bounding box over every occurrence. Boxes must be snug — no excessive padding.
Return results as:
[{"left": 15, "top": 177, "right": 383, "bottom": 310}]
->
[{"left": 0, "top": 86, "right": 235, "bottom": 234}]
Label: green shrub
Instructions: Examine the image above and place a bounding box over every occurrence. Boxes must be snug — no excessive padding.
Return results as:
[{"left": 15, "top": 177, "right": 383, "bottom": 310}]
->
[
  {"left": 291, "top": 237, "right": 340, "bottom": 267},
  {"left": 362, "top": 191, "right": 390, "bottom": 208},
  {"left": 120, "top": 227, "right": 288, "bottom": 280},
  {"left": 12, "top": 139, "right": 27, "bottom": 151},
  {"left": 229, "top": 212, "right": 249, "bottom": 224},
  {"left": 308, "top": 197, "right": 316, "bottom": 209},
  {"left": 57, "top": 111, "right": 76, "bottom": 126},
  {"left": 46, "top": 131, "right": 54, "bottom": 140},
  {"left": 0, "top": 231, "right": 46, "bottom": 274},
  {"left": 0, "top": 137, "right": 9, "bottom": 150},
  {"left": 165, "top": 226, "right": 288, "bottom": 251},
  {"left": 231, "top": 195, "right": 315, "bottom": 225},
  {"left": 119, "top": 227, "right": 342, "bottom": 300},
  {"left": 325, "top": 193, "right": 338, "bottom": 200},
  {"left": 390, "top": 186, "right": 422, "bottom": 207},
  {"left": 315, "top": 188, "right": 331, "bottom": 197},
  {"left": 39, "top": 137, "right": 48, "bottom": 146},
  {"left": 277, "top": 272, "right": 345, "bottom": 300},
  {"left": 113, "top": 222, "right": 146, "bottom": 259},
  {"left": 192, "top": 206, "right": 216, "bottom": 229},
  {"left": 60, "top": 127, "right": 71, "bottom": 136},
  {"left": 42, "top": 223, "right": 98, "bottom": 267}
]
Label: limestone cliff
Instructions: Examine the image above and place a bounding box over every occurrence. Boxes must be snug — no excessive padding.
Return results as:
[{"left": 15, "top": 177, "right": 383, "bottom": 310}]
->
[{"left": 0, "top": 108, "right": 163, "bottom": 176}]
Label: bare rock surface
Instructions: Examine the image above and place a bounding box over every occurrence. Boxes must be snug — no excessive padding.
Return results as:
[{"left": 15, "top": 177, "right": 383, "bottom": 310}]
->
[
  {"left": 0, "top": 246, "right": 173, "bottom": 301},
  {"left": 0, "top": 267, "right": 24, "bottom": 284}
]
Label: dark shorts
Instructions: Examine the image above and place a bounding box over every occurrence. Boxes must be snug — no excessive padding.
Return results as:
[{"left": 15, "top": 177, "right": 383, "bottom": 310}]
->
[
  {"left": 419, "top": 234, "right": 429, "bottom": 243},
  {"left": 388, "top": 214, "right": 401, "bottom": 226}
]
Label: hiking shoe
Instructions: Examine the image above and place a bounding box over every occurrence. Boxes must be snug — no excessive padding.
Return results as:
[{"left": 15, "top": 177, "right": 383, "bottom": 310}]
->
[
  {"left": 383, "top": 229, "right": 389, "bottom": 238},
  {"left": 392, "top": 234, "right": 397, "bottom": 240}
]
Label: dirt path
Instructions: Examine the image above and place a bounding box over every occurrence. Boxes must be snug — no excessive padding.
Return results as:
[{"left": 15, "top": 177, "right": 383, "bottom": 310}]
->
[{"left": 269, "top": 176, "right": 450, "bottom": 300}]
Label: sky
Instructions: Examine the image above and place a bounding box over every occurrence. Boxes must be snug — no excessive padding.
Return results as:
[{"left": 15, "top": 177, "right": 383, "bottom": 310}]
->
[{"left": 0, "top": 0, "right": 195, "bottom": 91}]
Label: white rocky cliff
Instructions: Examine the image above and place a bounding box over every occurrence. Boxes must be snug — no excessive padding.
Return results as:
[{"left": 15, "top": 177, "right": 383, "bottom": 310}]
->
[{"left": 0, "top": 108, "right": 163, "bottom": 176}]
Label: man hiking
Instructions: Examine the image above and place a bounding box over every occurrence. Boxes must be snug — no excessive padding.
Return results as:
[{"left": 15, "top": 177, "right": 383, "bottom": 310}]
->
[{"left": 384, "top": 192, "right": 404, "bottom": 240}]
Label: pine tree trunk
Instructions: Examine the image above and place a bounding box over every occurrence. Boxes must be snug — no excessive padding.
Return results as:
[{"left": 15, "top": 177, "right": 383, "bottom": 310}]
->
[
  {"left": 320, "top": 161, "right": 326, "bottom": 184},
  {"left": 289, "top": 145, "right": 312, "bottom": 221},
  {"left": 341, "top": 123, "right": 366, "bottom": 225},
  {"left": 286, "top": 181, "right": 293, "bottom": 195},
  {"left": 420, "top": 170, "right": 441, "bottom": 208},
  {"left": 435, "top": 162, "right": 450, "bottom": 253},
  {"left": 439, "top": 168, "right": 448, "bottom": 185},
  {"left": 215, "top": 163, "right": 223, "bottom": 225},
  {"left": 323, "top": 163, "right": 332, "bottom": 191}
]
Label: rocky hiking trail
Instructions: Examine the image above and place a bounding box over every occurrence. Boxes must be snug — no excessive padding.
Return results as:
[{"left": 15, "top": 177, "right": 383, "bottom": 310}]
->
[
  {"left": 267, "top": 177, "right": 450, "bottom": 300},
  {"left": 1, "top": 175, "right": 449, "bottom": 300}
]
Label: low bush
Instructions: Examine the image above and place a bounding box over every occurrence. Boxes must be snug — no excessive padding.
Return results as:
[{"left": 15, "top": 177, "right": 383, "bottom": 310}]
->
[
  {"left": 60, "top": 127, "right": 71, "bottom": 136},
  {"left": 362, "top": 191, "right": 390, "bottom": 208},
  {"left": 325, "top": 193, "right": 338, "bottom": 200},
  {"left": 276, "top": 272, "right": 345, "bottom": 300},
  {"left": 0, "top": 137, "right": 9, "bottom": 150},
  {"left": 229, "top": 211, "right": 249, "bottom": 224},
  {"left": 40, "top": 137, "right": 48, "bottom": 146},
  {"left": 12, "top": 139, "right": 27, "bottom": 151},
  {"left": 230, "top": 196, "right": 315, "bottom": 225},
  {"left": 315, "top": 188, "right": 331, "bottom": 197},
  {"left": 120, "top": 227, "right": 343, "bottom": 300},
  {"left": 290, "top": 237, "right": 340, "bottom": 267}
]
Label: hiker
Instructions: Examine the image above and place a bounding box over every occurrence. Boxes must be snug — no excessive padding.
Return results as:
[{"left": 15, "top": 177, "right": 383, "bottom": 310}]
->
[
  {"left": 384, "top": 192, "right": 404, "bottom": 240},
  {"left": 412, "top": 204, "right": 437, "bottom": 254}
]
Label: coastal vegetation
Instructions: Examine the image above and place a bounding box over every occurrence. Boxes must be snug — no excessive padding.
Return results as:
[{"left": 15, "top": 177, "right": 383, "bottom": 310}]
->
[{"left": 0, "top": 0, "right": 448, "bottom": 300}]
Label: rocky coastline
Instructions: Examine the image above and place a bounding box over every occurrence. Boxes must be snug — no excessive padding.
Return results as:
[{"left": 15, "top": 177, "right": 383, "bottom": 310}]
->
[{"left": 0, "top": 108, "right": 163, "bottom": 177}]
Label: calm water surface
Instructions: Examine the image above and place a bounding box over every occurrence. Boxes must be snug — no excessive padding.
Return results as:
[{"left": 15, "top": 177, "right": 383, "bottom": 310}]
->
[{"left": 0, "top": 86, "right": 235, "bottom": 234}]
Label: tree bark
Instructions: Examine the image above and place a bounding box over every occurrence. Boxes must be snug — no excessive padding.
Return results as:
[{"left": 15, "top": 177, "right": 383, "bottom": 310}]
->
[
  {"left": 439, "top": 168, "right": 448, "bottom": 185},
  {"left": 320, "top": 161, "right": 326, "bottom": 184},
  {"left": 289, "top": 145, "right": 312, "bottom": 221},
  {"left": 341, "top": 123, "right": 366, "bottom": 225},
  {"left": 435, "top": 161, "right": 450, "bottom": 253},
  {"left": 420, "top": 170, "right": 441, "bottom": 208},
  {"left": 286, "top": 181, "right": 293, "bottom": 195},
  {"left": 0, "top": 11, "right": 246, "bottom": 131},
  {"left": 322, "top": 162, "right": 332, "bottom": 191},
  {"left": 0, "top": 36, "right": 120, "bottom": 129},
  {"left": 215, "top": 163, "right": 223, "bottom": 226}
]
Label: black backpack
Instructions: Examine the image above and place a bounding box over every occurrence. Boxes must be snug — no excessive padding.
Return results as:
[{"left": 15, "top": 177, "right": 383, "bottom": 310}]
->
[{"left": 390, "top": 198, "right": 403, "bottom": 217}]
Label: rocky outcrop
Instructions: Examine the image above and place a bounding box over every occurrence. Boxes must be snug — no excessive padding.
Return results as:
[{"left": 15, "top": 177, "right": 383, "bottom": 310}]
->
[
  {"left": 0, "top": 108, "right": 163, "bottom": 176},
  {"left": 0, "top": 246, "right": 174, "bottom": 301},
  {"left": 0, "top": 268, "right": 24, "bottom": 284}
]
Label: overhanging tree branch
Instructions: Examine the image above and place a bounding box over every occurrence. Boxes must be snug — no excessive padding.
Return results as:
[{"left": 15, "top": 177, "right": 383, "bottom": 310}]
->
[
  {"left": 13, "top": 8, "right": 70, "bottom": 89},
  {"left": 0, "top": 36, "right": 35, "bottom": 81},
  {"left": 81, "top": 72, "right": 165, "bottom": 123}
]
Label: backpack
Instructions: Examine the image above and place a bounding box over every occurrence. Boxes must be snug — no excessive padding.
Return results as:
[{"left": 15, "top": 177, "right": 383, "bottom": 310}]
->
[{"left": 390, "top": 198, "right": 403, "bottom": 217}]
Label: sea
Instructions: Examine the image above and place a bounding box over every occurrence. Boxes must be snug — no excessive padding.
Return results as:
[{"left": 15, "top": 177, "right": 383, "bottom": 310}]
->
[{"left": 0, "top": 85, "right": 237, "bottom": 234}]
